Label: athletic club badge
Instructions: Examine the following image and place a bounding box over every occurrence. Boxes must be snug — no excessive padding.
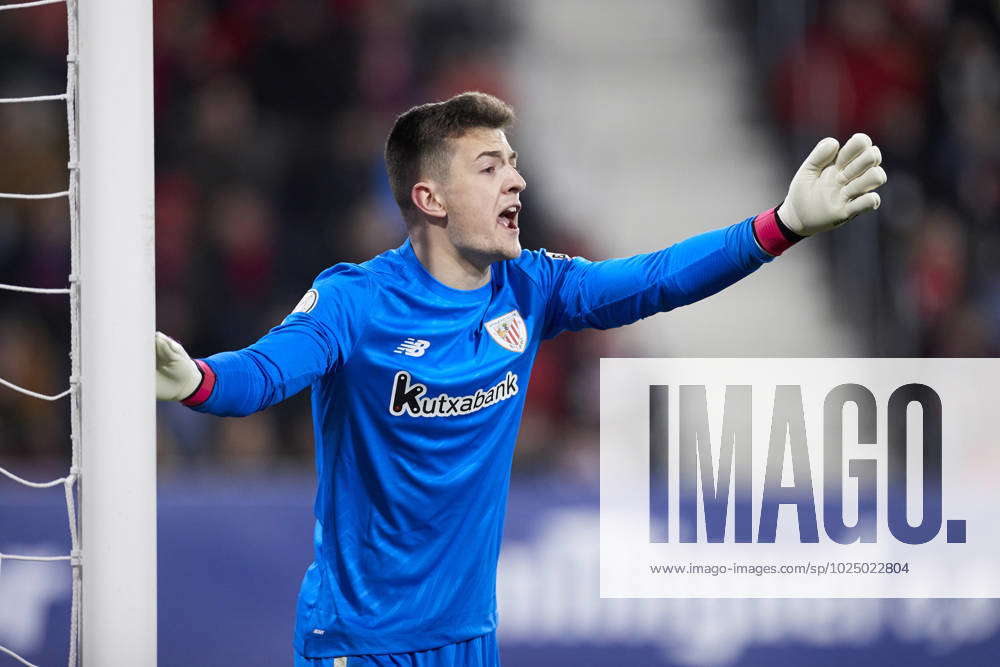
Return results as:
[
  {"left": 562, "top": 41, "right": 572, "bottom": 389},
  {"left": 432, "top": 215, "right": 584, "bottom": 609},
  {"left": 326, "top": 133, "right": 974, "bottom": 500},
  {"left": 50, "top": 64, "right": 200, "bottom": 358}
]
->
[{"left": 485, "top": 310, "right": 527, "bottom": 354}]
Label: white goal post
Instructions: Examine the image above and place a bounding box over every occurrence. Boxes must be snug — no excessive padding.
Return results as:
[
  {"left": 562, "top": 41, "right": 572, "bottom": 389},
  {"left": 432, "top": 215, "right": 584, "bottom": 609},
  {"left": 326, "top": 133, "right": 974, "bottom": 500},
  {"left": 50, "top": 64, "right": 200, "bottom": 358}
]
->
[{"left": 78, "top": 0, "right": 157, "bottom": 665}]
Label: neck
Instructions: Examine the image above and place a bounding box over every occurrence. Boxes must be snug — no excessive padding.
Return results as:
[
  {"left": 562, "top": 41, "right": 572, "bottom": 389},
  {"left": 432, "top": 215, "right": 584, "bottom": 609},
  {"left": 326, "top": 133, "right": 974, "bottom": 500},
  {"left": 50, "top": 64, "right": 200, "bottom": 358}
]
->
[{"left": 409, "top": 227, "right": 491, "bottom": 291}]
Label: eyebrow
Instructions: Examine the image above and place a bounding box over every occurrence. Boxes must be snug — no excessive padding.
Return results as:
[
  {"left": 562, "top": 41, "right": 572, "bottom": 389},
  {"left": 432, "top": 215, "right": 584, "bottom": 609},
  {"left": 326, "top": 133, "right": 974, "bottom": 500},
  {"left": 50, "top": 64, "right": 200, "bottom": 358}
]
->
[{"left": 474, "top": 150, "right": 517, "bottom": 164}]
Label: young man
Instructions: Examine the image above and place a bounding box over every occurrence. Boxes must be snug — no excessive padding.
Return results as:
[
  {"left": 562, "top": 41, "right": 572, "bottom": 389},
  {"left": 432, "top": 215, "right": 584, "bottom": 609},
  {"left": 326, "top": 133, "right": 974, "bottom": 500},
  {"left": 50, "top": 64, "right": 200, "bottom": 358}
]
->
[{"left": 155, "top": 92, "right": 886, "bottom": 666}]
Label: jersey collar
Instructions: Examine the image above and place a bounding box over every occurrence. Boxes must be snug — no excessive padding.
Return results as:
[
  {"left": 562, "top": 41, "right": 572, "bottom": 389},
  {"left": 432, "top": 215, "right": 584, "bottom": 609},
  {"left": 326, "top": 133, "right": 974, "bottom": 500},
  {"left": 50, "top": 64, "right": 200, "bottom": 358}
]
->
[{"left": 398, "top": 238, "right": 494, "bottom": 304}]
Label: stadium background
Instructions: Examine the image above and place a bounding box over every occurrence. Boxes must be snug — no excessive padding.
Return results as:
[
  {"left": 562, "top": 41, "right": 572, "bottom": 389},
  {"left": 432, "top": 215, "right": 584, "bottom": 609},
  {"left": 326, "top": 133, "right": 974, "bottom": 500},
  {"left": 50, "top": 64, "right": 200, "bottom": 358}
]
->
[{"left": 1, "top": 0, "right": 999, "bottom": 664}]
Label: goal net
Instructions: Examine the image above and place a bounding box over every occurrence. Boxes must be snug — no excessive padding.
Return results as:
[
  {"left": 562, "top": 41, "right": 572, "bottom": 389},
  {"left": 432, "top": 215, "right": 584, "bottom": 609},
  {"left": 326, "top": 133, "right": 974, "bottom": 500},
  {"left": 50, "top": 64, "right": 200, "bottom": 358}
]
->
[{"left": 0, "top": 0, "right": 156, "bottom": 665}]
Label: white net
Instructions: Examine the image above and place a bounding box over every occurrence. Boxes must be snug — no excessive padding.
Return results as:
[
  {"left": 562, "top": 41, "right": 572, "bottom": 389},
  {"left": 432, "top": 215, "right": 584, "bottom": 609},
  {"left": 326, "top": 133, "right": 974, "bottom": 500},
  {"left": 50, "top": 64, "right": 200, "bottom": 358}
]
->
[{"left": 0, "top": 0, "right": 81, "bottom": 665}]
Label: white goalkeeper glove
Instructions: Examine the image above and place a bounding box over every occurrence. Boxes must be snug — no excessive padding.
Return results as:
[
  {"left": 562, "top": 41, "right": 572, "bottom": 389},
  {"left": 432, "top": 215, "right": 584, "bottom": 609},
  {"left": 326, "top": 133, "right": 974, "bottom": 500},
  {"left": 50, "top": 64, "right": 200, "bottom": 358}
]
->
[
  {"left": 777, "top": 132, "right": 887, "bottom": 236},
  {"left": 155, "top": 331, "right": 202, "bottom": 401}
]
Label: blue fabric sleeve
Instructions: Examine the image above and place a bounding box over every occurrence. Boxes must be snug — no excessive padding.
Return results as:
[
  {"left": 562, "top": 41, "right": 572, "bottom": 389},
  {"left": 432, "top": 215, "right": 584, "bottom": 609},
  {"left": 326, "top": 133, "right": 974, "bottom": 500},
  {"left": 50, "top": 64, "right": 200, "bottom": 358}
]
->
[
  {"left": 532, "top": 216, "right": 773, "bottom": 339},
  {"left": 189, "top": 264, "right": 374, "bottom": 417}
]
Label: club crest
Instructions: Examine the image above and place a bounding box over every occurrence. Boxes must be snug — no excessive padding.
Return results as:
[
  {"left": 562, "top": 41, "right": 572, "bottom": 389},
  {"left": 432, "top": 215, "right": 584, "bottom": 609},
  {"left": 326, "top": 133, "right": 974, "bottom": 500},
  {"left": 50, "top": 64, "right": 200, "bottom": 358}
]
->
[{"left": 485, "top": 309, "right": 527, "bottom": 353}]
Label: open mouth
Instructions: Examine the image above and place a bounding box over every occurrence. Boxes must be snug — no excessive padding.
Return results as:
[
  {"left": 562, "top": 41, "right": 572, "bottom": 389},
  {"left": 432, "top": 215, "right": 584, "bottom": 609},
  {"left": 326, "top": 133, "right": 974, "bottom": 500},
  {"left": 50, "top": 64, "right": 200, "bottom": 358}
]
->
[{"left": 498, "top": 204, "right": 520, "bottom": 231}]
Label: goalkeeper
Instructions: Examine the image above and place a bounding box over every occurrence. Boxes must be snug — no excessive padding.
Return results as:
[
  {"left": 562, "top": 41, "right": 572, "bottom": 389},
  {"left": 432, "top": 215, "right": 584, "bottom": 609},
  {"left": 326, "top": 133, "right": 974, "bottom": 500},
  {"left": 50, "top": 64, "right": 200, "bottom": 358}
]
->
[{"left": 156, "top": 92, "right": 886, "bottom": 667}]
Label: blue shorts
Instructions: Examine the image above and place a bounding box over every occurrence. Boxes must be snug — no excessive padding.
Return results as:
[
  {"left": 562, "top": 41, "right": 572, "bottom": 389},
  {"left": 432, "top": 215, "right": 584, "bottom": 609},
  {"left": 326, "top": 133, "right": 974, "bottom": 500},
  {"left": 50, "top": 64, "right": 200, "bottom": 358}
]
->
[{"left": 293, "top": 632, "right": 499, "bottom": 667}]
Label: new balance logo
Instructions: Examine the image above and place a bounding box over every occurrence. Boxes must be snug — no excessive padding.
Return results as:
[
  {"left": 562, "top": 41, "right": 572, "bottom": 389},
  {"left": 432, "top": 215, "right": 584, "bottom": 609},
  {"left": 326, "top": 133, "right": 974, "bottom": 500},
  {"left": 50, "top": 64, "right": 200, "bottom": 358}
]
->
[{"left": 394, "top": 338, "right": 430, "bottom": 357}]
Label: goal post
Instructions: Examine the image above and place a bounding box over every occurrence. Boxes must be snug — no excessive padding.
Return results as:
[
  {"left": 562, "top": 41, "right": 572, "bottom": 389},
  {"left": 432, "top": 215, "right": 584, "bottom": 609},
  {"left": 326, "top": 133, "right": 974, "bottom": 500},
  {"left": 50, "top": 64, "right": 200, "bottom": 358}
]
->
[{"left": 78, "top": 0, "right": 158, "bottom": 664}]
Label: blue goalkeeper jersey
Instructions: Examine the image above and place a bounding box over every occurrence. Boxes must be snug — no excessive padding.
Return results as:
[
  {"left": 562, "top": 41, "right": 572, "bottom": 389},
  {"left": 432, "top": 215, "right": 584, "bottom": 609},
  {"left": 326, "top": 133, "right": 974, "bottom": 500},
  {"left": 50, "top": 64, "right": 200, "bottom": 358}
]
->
[{"left": 190, "top": 216, "right": 774, "bottom": 657}]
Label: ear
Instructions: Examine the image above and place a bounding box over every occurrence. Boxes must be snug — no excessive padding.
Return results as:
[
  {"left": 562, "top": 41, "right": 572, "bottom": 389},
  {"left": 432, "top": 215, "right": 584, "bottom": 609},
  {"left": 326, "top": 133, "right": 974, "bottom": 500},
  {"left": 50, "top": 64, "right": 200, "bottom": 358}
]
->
[{"left": 411, "top": 181, "right": 447, "bottom": 219}]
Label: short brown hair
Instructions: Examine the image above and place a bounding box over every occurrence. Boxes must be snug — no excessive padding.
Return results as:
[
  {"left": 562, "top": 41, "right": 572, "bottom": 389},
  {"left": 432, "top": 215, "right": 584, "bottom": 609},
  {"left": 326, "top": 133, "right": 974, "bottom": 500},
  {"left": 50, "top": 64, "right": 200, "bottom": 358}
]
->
[{"left": 384, "top": 92, "right": 515, "bottom": 221}]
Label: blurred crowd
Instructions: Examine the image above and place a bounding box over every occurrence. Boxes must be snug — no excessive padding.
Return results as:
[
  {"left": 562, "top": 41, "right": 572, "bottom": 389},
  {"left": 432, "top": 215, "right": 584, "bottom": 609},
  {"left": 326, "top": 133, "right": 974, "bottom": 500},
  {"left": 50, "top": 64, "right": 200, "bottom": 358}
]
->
[
  {"left": 0, "top": 0, "right": 605, "bottom": 473},
  {"left": 2, "top": 0, "right": 996, "bottom": 473},
  {"left": 735, "top": 0, "right": 1000, "bottom": 355}
]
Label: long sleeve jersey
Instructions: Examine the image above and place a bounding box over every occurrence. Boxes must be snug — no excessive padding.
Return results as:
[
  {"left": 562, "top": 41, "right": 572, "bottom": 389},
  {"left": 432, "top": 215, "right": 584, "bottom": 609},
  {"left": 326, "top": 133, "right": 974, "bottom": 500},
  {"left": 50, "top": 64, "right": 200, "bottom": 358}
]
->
[{"left": 188, "top": 214, "right": 780, "bottom": 658}]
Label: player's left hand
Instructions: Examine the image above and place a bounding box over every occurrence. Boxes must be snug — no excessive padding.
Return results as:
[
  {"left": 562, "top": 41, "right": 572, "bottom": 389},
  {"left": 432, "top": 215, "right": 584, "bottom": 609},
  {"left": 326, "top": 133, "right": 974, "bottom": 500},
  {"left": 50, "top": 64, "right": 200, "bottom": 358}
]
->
[{"left": 777, "top": 132, "right": 887, "bottom": 236}]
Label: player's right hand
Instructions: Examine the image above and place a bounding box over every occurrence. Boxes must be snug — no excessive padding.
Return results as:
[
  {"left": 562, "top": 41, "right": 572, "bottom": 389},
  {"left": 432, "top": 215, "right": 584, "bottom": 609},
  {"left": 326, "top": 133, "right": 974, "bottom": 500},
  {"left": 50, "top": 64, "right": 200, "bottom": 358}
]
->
[
  {"left": 155, "top": 331, "right": 202, "bottom": 401},
  {"left": 777, "top": 132, "right": 887, "bottom": 236}
]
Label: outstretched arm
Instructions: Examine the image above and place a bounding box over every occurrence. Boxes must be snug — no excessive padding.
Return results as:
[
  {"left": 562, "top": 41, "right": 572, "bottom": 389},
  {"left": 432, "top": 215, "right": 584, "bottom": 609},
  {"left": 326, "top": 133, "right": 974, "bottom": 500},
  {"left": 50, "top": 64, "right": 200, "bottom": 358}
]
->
[
  {"left": 538, "top": 133, "right": 887, "bottom": 338},
  {"left": 155, "top": 265, "right": 373, "bottom": 417},
  {"left": 154, "top": 318, "right": 337, "bottom": 417}
]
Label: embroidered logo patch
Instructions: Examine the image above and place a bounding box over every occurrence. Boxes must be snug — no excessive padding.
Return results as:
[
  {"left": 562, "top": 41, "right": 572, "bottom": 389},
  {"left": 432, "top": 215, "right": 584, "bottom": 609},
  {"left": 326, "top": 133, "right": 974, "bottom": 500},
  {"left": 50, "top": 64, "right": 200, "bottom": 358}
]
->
[
  {"left": 291, "top": 289, "right": 318, "bottom": 314},
  {"left": 485, "top": 309, "right": 527, "bottom": 353}
]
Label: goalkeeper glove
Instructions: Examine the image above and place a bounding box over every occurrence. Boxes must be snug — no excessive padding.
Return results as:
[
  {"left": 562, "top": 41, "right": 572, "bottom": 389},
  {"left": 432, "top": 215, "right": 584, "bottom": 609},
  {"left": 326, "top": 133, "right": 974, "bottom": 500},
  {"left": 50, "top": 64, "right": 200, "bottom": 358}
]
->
[
  {"left": 777, "top": 132, "right": 887, "bottom": 236},
  {"left": 155, "top": 332, "right": 207, "bottom": 403}
]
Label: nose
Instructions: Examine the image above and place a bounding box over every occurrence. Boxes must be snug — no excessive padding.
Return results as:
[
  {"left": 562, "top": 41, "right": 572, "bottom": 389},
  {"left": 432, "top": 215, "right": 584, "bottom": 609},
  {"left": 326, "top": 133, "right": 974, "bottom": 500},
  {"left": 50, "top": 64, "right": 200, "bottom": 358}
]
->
[{"left": 506, "top": 166, "right": 526, "bottom": 194}]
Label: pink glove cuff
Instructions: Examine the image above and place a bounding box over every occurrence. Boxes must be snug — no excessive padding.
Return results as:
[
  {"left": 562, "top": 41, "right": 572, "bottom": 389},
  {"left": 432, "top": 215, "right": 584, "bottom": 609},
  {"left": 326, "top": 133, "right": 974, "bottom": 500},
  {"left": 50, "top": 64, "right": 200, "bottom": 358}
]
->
[
  {"left": 181, "top": 359, "right": 216, "bottom": 407},
  {"left": 753, "top": 206, "right": 802, "bottom": 256}
]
